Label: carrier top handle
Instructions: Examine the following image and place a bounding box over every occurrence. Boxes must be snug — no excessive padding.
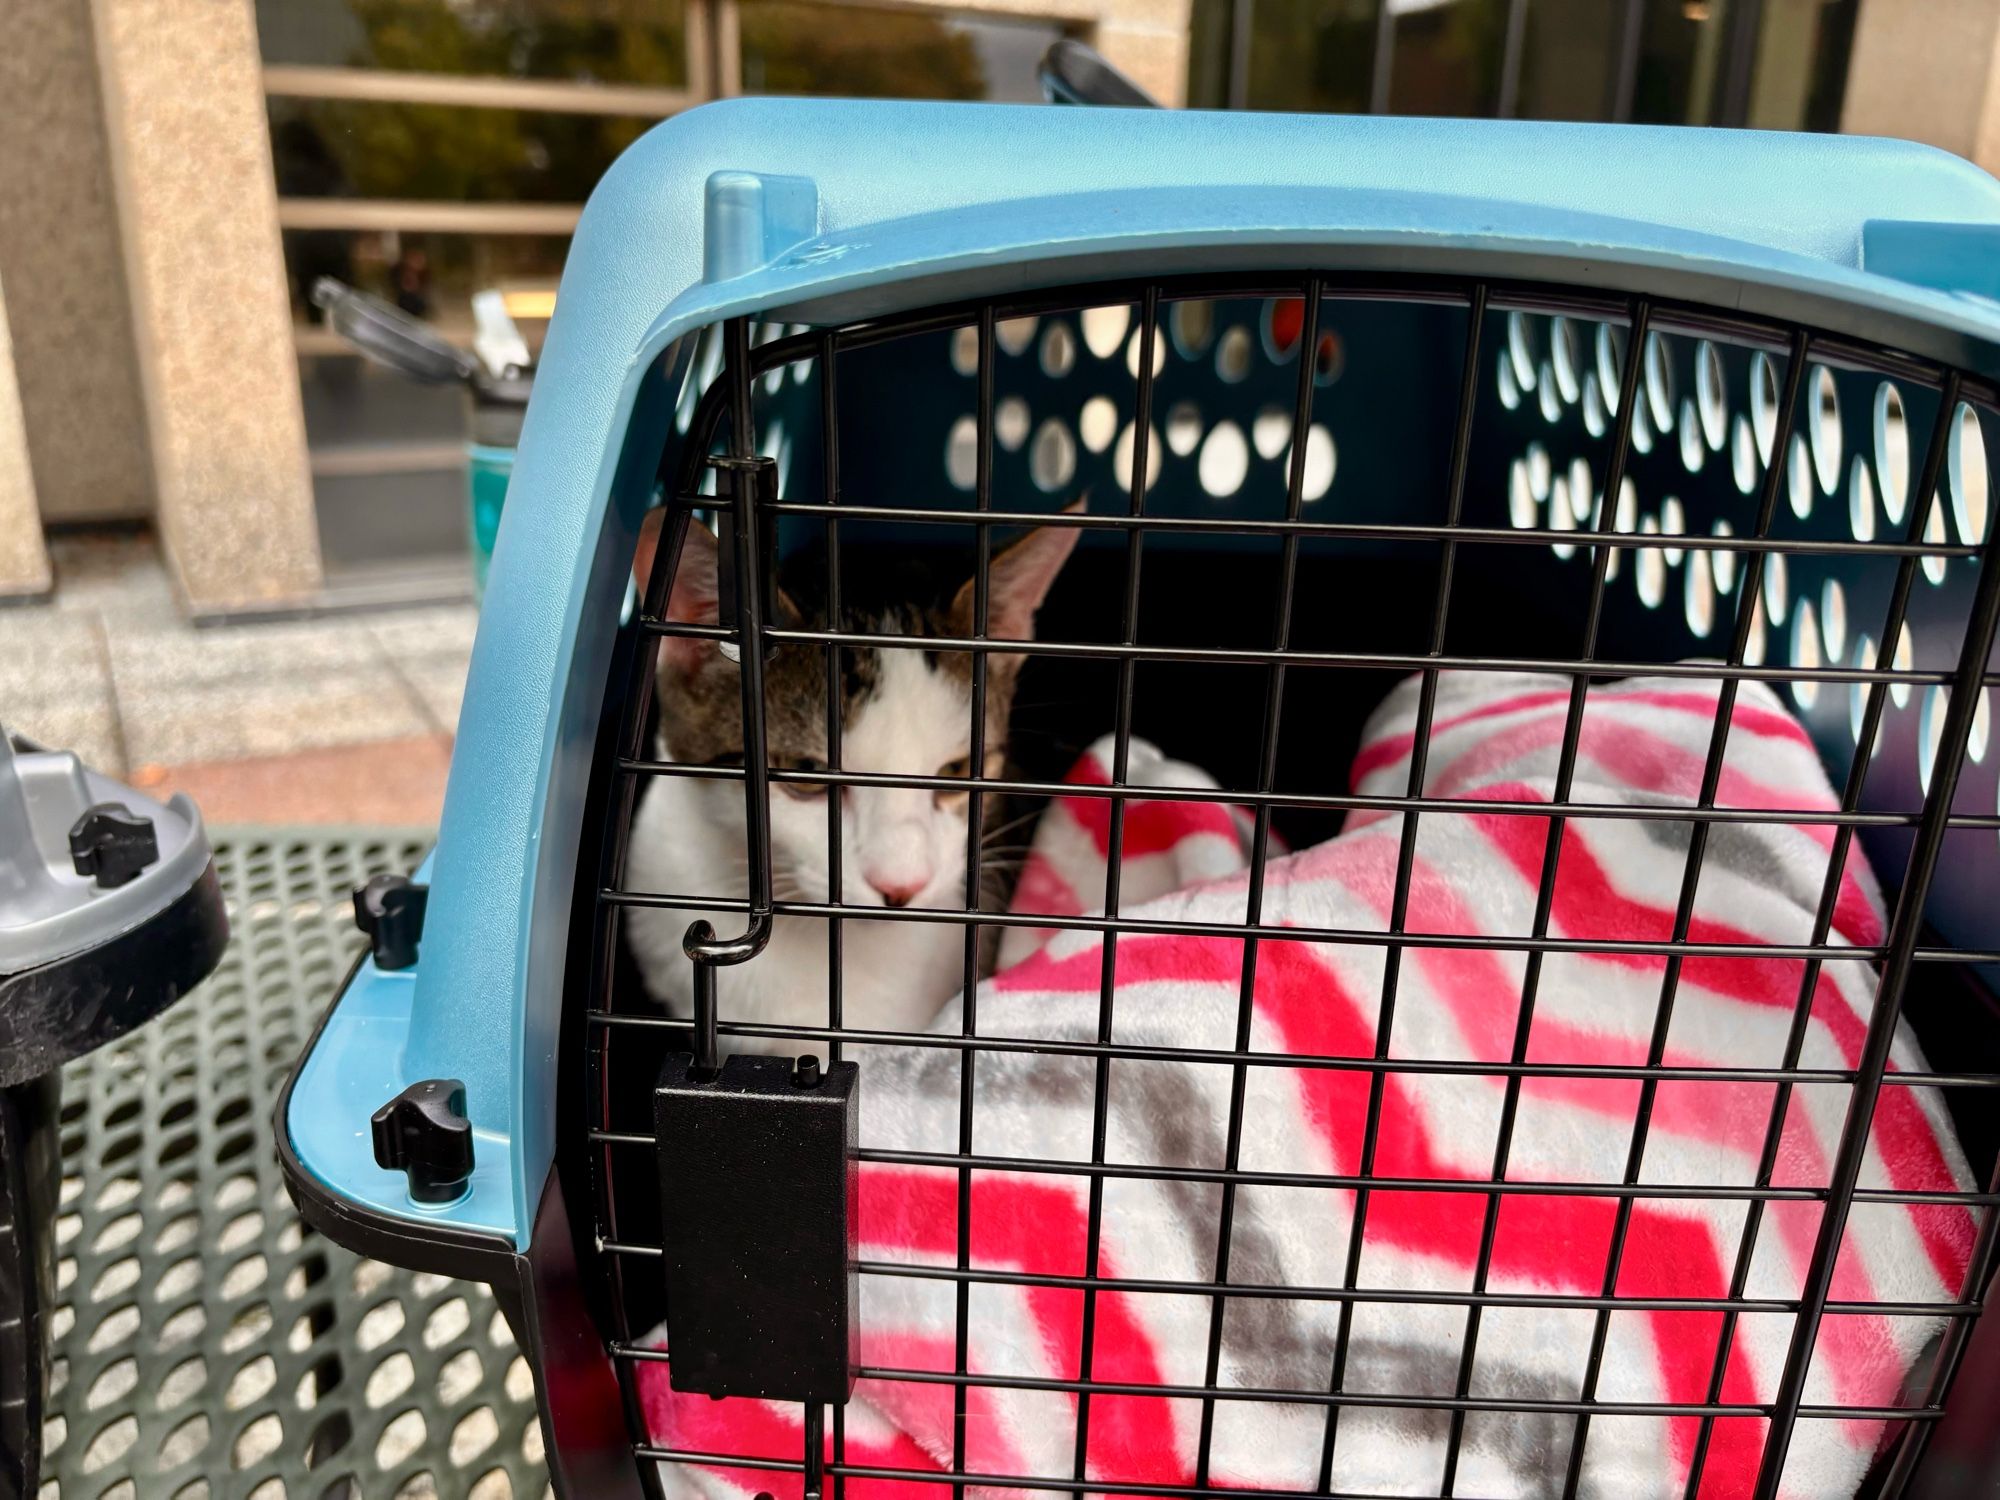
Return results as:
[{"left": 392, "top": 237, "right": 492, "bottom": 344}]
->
[{"left": 682, "top": 315, "right": 778, "bottom": 1077}]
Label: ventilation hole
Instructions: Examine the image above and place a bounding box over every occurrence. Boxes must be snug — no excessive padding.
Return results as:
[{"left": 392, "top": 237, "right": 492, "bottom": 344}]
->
[
  {"left": 1198, "top": 421, "right": 1250, "bottom": 498},
  {"left": 1822, "top": 577, "right": 1848, "bottom": 660},
  {"left": 1212, "top": 324, "right": 1252, "bottom": 383},
  {"left": 1596, "top": 322, "right": 1625, "bottom": 414},
  {"left": 1751, "top": 352, "right": 1780, "bottom": 467},
  {"left": 1252, "top": 405, "right": 1291, "bottom": 460},
  {"left": 86, "top": 1356, "right": 138, "bottom": 1411},
  {"left": 216, "top": 1128, "right": 254, "bottom": 1163},
  {"left": 944, "top": 415, "right": 977, "bottom": 490},
  {"left": 394, "top": 1477, "right": 437, "bottom": 1500},
  {"left": 994, "top": 315, "right": 1037, "bottom": 357},
  {"left": 1809, "top": 365, "right": 1842, "bottom": 493},
  {"left": 57, "top": 1256, "right": 74, "bottom": 1292},
  {"left": 55, "top": 1212, "right": 79, "bottom": 1246},
  {"left": 1643, "top": 330, "right": 1675, "bottom": 436},
  {"left": 100, "top": 1133, "right": 140, "bottom": 1168},
  {"left": 1508, "top": 460, "right": 1537, "bottom": 529},
  {"left": 156, "top": 1411, "right": 209, "bottom": 1472},
  {"left": 1631, "top": 388, "right": 1655, "bottom": 455},
  {"left": 375, "top": 1410, "right": 428, "bottom": 1471},
  {"left": 289, "top": 1300, "right": 338, "bottom": 1353},
  {"left": 305, "top": 1410, "right": 354, "bottom": 1472},
  {"left": 1124, "top": 326, "right": 1166, "bottom": 380},
  {"left": 1496, "top": 349, "right": 1522, "bottom": 411},
  {"left": 159, "top": 1096, "right": 195, "bottom": 1128},
  {"left": 1661, "top": 496, "right": 1685, "bottom": 564},
  {"left": 43, "top": 1414, "right": 65, "bottom": 1458},
  {"left": 1029, "top": 420, "right": 1076, "bottom": 493},
  {"left": 1549, "top": 476, "right": 1577, "bottom": 559},
  {"left": 1169, "top": 299, "right": 1215, "bottom": 358},
  {"left": 1952, "top": 402, "right": 1990, "bottom": 545},
  {"left": 222, "top": 1254, "right": 269, "bottom": 1300},
  {"left": 1568, "top": 458, "right": 1594, "bottom": 524},
  {"left": 1679, "top": 398, "right": 1705, "bottom": 474},
  {"left": 1538, "top": 359, "right": 1563, "bottom": 425},
  {"left": 1081, "top": 304, "right": 1129, "bottom": 359},
  {"left": 159, "top": 1303, "right": 206, "bottom": 1349},
  {"left": 1764, "top": 551, "right": 1789, "bottom": 625},
  {"left": 285, "top": 1253, "right": 331, "bottom": 1300},
  {"left": 225, "top": 1353, "right": 278, "bottom": 1412},
  {"left": 81, "top": 1413, "right": 138, "bottom": 1474},
  {"left": 1583, "top": 373, "right": 1607, "bottom": 437},
  {"left": 92, "top": 1256, "right": 140, "bottom": 1302},
  {"left": 1850, "top": 639, "right": 1875, "bottom": 746},
  {"left": 1973, "top": 689, "right": 1992, "bottom": 763},
  {"left": 1686, "top": 550, "right": 1716, "bottom": 638},
  {"left": 1637, "top": 518, "right": 1666, "bottom": 608},
  {"left": 232, "top": 1411, "right": 284, "bottom": 1470},
  {"left": 1849, "top": 454, "right": 1877, "bottom": 543},
  {"left": 222, "top": 1301, "right": 273, "bottom": 1355},
  {"left": 1541, "top": 315, "right": 1579, "bottom": 404},
  {"left": 1792, "top": 598, "right": 1822, "bottom": 710},
  {"left": 1298, "top": 425, "right": 1336, "bottom": 503},
  {"left": 450, "top": 1406, "right": 500, "bottom": 1467},
  {"left": 994, "top": 396, "right": 1030, "bottom": 452},
  {"left": 439, "top": 1348, "right": 485, "bottom": 1405},
  {"left": 1919, "top": 686, "right": 1949, "bottom": 794},
  {"left": 488, "top": 1311, "right": 516, "bottom": 1348},
  {"left": 1712, "top": 520, "right": 1737, "bottom": 594},
  {"left": 1893, "top": 623, "right": 1916, "bottom": 708},
  {"left": 1507, "top": 311, "right": 1537, "bottom": 390},
  {"left": 1779, "top": 435, "right": 1813, "bottom": 520},
  {"left": 1694, "top": 340, "right": 1727, "bottom": 450},
  {"left": 424, "top": 1296, "right": 473, "bottom": 1351},
  {"left": 93, "top": 1176, "right": 140, "bottom": 1212},
  {"left": 1526, "top": 442, "right": 1552, "bottom": 502},
  {"left": 1925, "top": 502, "right": 1950, "bottom": 584},
  {"left": 158, "top": 1355, "right": 208, "bottom": 1411},
  {"left": 1744, "top": 596, "right": 1769, "bottom": 667},
  {"left": 1164, "top": 400, "right": 1202, "bottom": 457},
  {"left": 1113, "top": 422, "right": 1162, "bottom": 493},
  {"left": 104, "top": 1097, "right": 141, "bottom": 1130},
  {"left": 1878, "top": 382, "right": 1911, "bottom": 523},
  {"left": 366, "top": 1351, "right": 416, "bottom": 1410},
  {"left": 1078, "top": 396, "right": 1117, "bottom": 454},
  {"left": 504, "top": 1355, "right": 535, "bottom": 1403},
  {"left": 156, "top": 1257, "right": 201, "bottom": 1303},
  {"left": 469, "top": 1469, "right": 514, "bottom": 1500}
]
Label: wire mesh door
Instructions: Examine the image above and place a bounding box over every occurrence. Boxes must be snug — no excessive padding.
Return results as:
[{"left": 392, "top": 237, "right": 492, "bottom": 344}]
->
[{"left": 577, "top": 271, "right": 2000, "bottom": 1500}]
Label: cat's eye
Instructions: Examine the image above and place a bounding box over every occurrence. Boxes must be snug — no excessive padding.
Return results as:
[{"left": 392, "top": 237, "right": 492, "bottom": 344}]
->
[
  {"left": 933, "top": 753, "right": 1001, "bottom": 809},
  {"left": 777, "top": 757, "right": 829, "bottom": 799},
  {"left": 936, "top": 756, "right": 972, "bottom": 781}
]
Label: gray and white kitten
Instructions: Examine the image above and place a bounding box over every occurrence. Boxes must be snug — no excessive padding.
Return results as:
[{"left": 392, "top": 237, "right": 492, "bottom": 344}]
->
[{"left": 624, "top": 507, "right": 1080, "bottom": 1044}]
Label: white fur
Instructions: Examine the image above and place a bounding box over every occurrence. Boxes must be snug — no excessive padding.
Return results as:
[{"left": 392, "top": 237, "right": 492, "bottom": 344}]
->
[{"left": 625, "top": 648, "right": 981, "bottom": 1046}]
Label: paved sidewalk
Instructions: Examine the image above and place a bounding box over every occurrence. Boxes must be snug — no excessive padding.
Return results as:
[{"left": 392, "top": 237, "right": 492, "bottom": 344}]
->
[{"left": 4, "top": 532, "right": 475, "bottom": 822}]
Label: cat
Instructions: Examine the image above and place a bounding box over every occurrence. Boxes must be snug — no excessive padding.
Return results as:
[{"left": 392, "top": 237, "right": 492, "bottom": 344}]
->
[{"left": 623, "top": 503, "right": 1082, "bottom": 1048}]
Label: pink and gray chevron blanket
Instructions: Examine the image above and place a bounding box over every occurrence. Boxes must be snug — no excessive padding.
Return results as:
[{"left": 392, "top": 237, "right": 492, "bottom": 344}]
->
[{"left": 642, "top": 671, "right": 1972, "bottom": 1499}]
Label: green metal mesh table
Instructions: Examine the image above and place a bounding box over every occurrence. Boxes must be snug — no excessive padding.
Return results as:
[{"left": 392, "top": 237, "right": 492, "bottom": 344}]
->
[{"left": 41, "top": 831, "right": 553, "bottom": 1500}]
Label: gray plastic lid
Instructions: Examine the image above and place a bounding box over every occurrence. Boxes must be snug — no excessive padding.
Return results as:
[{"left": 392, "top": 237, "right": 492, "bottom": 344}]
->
[{"left": 0, "top": 729, "right": 212, "bottom": 973}]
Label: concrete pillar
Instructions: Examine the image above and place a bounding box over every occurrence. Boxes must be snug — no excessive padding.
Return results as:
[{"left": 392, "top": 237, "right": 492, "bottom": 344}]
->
[
  {"left": 1842, "top": 0, "right": 2000, "bottom": 176},
  {"left": 90, "top": 0, "right": 324, "bottom": 615},
  {"left": 0, "top": 281, "right": 53, "bottom": 602},
  {"left": 0, "top": 0, "right": 155, "bottom": 526},
  {"left": 1094, "top": 0, "right": 1193, "bottom": 108}
]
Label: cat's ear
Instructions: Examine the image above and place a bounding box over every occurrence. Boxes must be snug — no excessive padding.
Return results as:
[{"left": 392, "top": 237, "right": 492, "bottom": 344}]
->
[
  {"left": 639, "top": 514, "right": 721, "bottom": 675},
  {"left": 951, "top": 498, "right": 1084, "bottom": 642}
]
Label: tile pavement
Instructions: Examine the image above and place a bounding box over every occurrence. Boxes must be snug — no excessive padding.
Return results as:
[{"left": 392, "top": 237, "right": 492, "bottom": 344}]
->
[{"left": 2, "top": 532, "right": 476, "bottom": 822}]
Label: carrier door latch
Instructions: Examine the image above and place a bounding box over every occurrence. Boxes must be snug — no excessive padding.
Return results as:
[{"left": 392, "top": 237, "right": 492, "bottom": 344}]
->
[{"left": 653, "top": 1050, "right": 859, "bottom": 1403}]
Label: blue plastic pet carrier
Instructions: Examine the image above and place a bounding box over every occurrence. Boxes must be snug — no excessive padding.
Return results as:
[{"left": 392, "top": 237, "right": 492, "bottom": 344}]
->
[{"left": 280, "top": 100, "right": 2000, "bottom": 1498}]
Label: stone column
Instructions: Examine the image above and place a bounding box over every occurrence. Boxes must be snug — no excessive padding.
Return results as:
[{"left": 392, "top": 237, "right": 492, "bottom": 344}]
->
[
  {"left": 1842, "top": 0, "right": 2000, "bottom": 176},
  {"left": 0, "top": 281, "right": 53, "bottom": 602},
  {"left": 0, "top": 0, "right": 155, "bottom": 527},
  {"left": 90, "top": 0, "right": 324, "bottom": 615}
]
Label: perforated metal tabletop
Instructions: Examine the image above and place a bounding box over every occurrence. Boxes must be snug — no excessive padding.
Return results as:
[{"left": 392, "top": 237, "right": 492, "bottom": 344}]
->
[{"left": 41, "top": 831, "right": 552, "bottom": 1500}]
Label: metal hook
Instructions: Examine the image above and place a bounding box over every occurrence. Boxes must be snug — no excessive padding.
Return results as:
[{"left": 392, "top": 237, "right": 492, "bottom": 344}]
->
[{"left": 682, "top": 316, "right": 776, "bottom": 1074}]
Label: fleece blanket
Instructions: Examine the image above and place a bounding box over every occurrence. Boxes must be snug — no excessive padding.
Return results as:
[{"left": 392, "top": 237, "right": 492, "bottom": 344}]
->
[{"left": 641, "top": 671, "right": 1973, "bottom": 1499}]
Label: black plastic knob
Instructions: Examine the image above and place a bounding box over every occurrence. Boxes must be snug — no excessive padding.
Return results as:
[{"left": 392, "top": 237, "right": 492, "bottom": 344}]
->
[
  {"left": 67, "top": 803, "right": 158, "bottom": 889},
  {"left": 353, "top": 874, "right": 430, "bottom": 970},
  {"left": 371, "top": 1078, "right": 474, "bottom": 1203}
]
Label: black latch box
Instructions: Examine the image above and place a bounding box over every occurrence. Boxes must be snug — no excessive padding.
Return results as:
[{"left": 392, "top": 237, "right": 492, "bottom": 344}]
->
[{"left": 654, "top": 1052, "right": 859, "bottom": 1402}]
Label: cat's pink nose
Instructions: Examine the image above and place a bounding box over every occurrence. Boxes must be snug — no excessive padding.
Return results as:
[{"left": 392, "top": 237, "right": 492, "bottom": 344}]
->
[{"left": 866, "top": 872, "right": 928, "bottom": 908}]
